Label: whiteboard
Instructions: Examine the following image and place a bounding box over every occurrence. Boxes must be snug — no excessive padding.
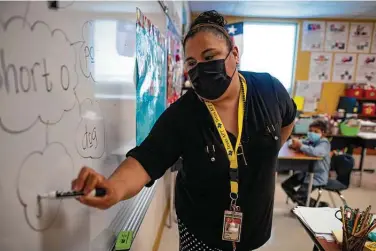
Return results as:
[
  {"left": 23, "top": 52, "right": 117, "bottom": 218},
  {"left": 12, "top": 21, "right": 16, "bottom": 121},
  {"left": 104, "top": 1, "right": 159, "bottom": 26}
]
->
[{"left": 0, "top": 1, "right": 168, "bottom": 251}]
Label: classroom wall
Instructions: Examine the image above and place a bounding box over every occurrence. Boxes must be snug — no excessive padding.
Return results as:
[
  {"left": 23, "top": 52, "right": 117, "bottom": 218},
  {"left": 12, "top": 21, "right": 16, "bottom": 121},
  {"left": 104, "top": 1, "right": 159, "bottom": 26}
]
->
[
  {"left": 294, "top": 18, "right": 376, "bottom": 114},
  {"left": 131, "top": 174, "right": 170, "bottom": 251},
  {"left": 192, "top": 14, "right": 376, "bottom": 114}
]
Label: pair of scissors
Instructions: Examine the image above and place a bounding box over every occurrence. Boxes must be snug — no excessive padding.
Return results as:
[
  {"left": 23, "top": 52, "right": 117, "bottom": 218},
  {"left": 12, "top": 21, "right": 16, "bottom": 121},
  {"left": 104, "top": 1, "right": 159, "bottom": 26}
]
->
[
  {"left": 337, "top": 206, "right": 353, "bottom": 218},
  {"left": 335, "top": 207, "right": 354, "bottom": 231},
  {"left": 335, "top": 209, "right": 344, "bottom": 222}
]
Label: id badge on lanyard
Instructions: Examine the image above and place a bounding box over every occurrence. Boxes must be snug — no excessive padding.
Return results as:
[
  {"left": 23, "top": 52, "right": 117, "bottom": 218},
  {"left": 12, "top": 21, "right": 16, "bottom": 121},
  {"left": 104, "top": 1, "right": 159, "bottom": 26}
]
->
[{"left": 204, "top": 74, "right": 247, "bottom": 250}]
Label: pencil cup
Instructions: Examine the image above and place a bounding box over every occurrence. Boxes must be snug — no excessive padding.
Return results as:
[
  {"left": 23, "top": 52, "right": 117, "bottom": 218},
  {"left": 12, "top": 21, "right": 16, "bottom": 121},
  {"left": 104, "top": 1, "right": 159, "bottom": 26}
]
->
[{"left": 341, "top": 228, "right": 368, "bottom": 251}]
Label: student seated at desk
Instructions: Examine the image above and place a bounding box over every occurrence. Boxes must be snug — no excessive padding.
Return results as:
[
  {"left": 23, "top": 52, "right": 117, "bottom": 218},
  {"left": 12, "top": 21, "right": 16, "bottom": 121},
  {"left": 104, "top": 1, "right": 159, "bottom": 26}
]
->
[{"left": 282, "top": 119, "right": 331, "bottom": 206}]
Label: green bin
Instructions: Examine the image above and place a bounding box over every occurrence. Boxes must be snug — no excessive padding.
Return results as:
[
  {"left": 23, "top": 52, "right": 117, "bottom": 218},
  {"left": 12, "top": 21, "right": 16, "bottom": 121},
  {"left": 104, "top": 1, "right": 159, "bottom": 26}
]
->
[{"left": 340, "top": 122, "right": 360, "bottom": 136}]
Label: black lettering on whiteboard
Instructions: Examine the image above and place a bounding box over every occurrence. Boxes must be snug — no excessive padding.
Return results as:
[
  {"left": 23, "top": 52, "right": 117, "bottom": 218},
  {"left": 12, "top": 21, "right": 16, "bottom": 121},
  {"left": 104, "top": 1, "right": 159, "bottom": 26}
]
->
[
  {"left": 0, "top": 49, "right": 18, "bottom": 94},
  {"left": 42, "top": 58, "right": 52, "bottom": 92},
  {"left": 60, "top": 65, "right": 70, "bottom": 91},
  {"left": 20, "top": 66, "right": 31, "bottom": 92},
  {"left": 31, "top": 62, "right": 40, "bottom": 92},
  {"left": 0, "top": 51, "right": 72, "bottom": 95}
]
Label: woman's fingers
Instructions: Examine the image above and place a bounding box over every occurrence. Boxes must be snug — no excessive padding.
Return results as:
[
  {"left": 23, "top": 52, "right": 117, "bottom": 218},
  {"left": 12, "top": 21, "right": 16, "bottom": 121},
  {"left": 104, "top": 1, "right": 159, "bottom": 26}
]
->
[
  {"left": 73, "top": 167, "right": 118, "bottom": 209},
  {"left": 71, "top": 179, "right": 77, "bottom": 190},
  {"left": 77, "top": 195, "right": 107, "bottom": 209},
  {"left": 77, "top": 180, "right": 117, "bottom": 210},
  {"left": 83, "top": 173, "right": 100, "bottom": 195},
  {"left": 74, "top": 167, "right": 91, "bottom": 191}
]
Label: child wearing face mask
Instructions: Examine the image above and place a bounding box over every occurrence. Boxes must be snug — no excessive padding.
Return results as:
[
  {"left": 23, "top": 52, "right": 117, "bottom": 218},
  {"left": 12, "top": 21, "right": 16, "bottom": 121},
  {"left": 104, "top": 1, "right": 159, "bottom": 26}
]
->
[{"left": 281, "top": 119, "right": 331, "bottom": 206}]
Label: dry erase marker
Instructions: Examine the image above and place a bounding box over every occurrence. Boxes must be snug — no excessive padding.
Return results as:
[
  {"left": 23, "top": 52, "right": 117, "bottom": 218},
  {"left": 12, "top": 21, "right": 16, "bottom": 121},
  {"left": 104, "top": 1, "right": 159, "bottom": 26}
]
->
[{"left": 38, "top": 188, "right": 106, "bottom": 199}]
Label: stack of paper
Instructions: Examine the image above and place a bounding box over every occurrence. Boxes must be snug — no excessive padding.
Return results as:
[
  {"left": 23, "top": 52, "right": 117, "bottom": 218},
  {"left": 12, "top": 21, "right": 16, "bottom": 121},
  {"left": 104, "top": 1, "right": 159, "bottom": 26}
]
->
[
  {"left": 294, "top": 207, "right": 376, "bottom": 245},
  {"left": 332, "top": 229, "right": 343, "bottom": 244},
  {"left": 293, "top": 206, "right": 342, "bottom": 241}
]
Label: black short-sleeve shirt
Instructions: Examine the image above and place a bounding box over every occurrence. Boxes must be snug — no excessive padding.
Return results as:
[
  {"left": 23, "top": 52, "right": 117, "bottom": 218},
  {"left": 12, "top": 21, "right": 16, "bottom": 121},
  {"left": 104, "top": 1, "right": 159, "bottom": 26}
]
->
[{"left": 127, "top": 71, "right": 297, "bottom": 251}]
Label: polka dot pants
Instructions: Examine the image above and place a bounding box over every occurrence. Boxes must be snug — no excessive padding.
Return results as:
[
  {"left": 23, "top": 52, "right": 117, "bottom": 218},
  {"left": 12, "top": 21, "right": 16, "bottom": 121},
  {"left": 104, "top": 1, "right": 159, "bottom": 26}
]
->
[{"left": 178, "top": 219, "right": 223, "bottom": 251}]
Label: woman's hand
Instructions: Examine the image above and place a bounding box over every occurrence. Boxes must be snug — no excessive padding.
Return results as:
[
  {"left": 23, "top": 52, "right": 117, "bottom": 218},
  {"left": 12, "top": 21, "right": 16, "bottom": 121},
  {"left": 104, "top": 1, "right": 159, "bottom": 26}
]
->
[
  {"left": 72, "top": 158, "right": 151, "bottom": 209},
  {"left": 71, "top": 167, "right": 120, "bottom": 210}
]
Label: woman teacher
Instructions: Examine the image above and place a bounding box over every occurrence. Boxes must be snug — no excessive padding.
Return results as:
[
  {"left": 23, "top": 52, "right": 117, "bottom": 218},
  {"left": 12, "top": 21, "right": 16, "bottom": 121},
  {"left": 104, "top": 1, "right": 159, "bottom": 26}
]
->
[{"left": 72, "top": 11, "right": 296, "bottom": 251}]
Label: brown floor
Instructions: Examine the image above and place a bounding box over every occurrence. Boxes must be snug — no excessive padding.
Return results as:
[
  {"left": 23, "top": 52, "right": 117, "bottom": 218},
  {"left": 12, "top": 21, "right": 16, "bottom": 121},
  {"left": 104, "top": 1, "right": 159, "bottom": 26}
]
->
[{"left": 159, "top": 156, "right": 376, "bottom": 251}]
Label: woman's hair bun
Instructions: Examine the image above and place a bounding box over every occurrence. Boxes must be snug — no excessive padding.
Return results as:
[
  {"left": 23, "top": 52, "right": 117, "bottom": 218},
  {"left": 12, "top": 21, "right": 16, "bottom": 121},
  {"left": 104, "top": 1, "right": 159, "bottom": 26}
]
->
[{"left": 190, "top": 10, "right": 227, "bottom": 29}]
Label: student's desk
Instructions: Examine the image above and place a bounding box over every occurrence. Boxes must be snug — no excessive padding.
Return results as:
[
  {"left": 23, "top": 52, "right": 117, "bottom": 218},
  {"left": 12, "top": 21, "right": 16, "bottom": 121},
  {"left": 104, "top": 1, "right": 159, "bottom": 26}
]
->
[
  {"left": 292, "top": 133, "right": 376, "bottom": 186},
  {"left": 296, "top": 216, "right": 340, "bottom": 251},
  {"left": 278, "top": 143, "right": 323, "bottom": 207}
]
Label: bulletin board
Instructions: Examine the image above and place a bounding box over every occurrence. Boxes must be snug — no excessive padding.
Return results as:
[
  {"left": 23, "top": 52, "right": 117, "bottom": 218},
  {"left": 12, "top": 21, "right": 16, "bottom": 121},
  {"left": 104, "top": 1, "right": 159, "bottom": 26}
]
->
[
  {"left": 166, "top": 18, "right": 183, "bottom": 105},
  {"left": 135, "top": 8, "right": 167, "bottom": 145},
  {"left": 296, "top": 19, "right": 376, "bottom": 114}
]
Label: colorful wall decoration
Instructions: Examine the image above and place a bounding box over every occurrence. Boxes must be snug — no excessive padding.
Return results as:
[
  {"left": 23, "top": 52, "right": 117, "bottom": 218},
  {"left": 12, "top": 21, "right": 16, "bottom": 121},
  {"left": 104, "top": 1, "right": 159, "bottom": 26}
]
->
[
  {"left": 135, "top": 8, "right": 167, "bottom": 145},
  {"left": 167, "top": 19, "right": 183, "bottom": 105}
]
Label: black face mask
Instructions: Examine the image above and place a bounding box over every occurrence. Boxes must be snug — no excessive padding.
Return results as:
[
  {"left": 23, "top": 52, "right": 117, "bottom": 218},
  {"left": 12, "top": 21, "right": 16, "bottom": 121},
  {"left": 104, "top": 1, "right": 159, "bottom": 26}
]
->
[{"left": 188, "top": 51, "right": 236, "bottom": 100}]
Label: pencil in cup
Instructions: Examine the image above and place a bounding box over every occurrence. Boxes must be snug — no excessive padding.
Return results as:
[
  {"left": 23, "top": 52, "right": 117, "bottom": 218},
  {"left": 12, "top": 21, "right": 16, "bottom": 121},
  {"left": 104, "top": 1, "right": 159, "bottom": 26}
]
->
[
  {"left": 351, "top": 209, "right": 360, "bottom": 235},
  {"left": 358, "top": 206, "right": 372, "bottom": 232},
  {"left": 342, "top": 228, "right": 368, "bottom": 251},
  {"left": 339, "top": 205, "right": 375, "bottom": 251}
]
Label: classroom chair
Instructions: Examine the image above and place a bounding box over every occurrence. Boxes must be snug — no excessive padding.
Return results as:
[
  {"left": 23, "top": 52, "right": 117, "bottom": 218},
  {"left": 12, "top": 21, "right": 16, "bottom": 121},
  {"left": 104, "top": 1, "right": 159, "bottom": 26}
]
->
[{"left": 314, "top": 154, "right": 354, "bottom": 207}]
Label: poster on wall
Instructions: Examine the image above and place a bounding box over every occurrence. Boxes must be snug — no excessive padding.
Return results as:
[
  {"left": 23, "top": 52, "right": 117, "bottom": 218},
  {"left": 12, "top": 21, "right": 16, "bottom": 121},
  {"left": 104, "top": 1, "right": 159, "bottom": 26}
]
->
[
  {"left": 371, "top": 23, "right": 376, "bottom": 53},
  {"left": 295, "top": 81, "right": 323, "bottom": 112},
  {"left": 167, "top": 19, "right": 183, "bottom": 106},
  {"left": 332, "top": 53, "right": 356, "bottom": 82},
  {"left": 295, "top": 81, "right": 323, "bottom": 100},
  {"left": 324, "top": 22, "right": 349, "bottom": 52},
  {"left": 301, "top": 21, "right": 325, "bottom": 51},
  {"left": 135, "top": 8, "right": 167, "bottom": 145},
  {"left": 348, "top": 22, "right": 374, "bottom": 53},
  {"left": 356, "top": 54, "right": 376, "bottom": 83},
  {"left": 309, "top": 52, "right": 333, "bottom": 81}
]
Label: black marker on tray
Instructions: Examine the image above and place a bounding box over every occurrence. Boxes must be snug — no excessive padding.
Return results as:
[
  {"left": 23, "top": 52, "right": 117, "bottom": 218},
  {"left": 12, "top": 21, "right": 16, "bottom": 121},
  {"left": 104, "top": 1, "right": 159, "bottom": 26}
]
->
[{"left": 38, "top": 188, "right": 106, "bottom": 199}]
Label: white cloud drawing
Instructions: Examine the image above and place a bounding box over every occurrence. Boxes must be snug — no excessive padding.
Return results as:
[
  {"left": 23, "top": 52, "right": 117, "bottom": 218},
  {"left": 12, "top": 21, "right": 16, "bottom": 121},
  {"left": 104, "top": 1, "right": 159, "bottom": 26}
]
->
[
  {"left": 75, "top": 98, "right": 105, "bottom": 159},
  {"left": 16, "top": 142, "right": 74, "bottom": 231},
  {"left": 0, "top": 16, "right": 77, "bottom": 133}
]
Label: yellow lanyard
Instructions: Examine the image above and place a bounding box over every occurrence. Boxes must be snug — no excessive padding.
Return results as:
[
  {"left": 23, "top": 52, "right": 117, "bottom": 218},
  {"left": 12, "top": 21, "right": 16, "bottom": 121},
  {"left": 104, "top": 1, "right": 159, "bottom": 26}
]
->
[{"left": 204, "top": 74, "right": 247, "bottom": 196}]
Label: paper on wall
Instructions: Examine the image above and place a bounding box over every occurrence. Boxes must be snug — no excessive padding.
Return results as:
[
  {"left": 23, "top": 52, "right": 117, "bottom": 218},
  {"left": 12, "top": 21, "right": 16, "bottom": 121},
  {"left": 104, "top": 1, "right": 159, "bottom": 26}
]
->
[
  {"left": 332, "top": 53, "right": 356, "bottom": 82},
  {"left": 295, "top": 81, "right": 323, "bottom": 112},
  {"left": 356, "top": 54, "right": 376, "bottom": 83},
  {"left": 295, "top": 81, "right": 323, "bottom": 99},
  {"left": 324, "top": 22, "right": 349, "bottom": 52},
  {"left": 303, "top": 98, "right": 318, "bottom": 112},
  {"left": 301, "top": 21, "right": 325, "bottom": 52},
  {"left": 293, "top": 96, "right": 304, "bottom": 111},
  {"left": 371, "top": 23, "right": 376, "bottom": 53},
  {"left": 348, "top": 22, "right": 374, "bottom": 53},
  {"left": 309, "top": 52, "right": 333, "bottom": 81}
]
